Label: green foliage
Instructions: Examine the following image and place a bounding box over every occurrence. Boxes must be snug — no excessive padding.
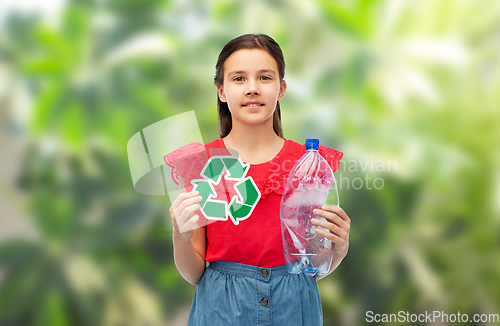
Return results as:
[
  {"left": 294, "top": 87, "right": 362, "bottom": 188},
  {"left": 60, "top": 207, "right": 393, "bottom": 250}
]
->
[{"left": 0, "top": 0, "right": 499, "bottom": 325}]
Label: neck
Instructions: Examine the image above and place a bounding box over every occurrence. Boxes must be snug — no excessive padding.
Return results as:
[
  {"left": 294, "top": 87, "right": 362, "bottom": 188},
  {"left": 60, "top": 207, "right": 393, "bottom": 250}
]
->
[{"left": 224, "top": 116, "right": 283, "bottom": 152}]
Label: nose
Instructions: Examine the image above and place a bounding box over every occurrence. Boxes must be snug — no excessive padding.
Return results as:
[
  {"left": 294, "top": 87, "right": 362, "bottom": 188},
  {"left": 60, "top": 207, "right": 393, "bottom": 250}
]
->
[{"left": 245, "top": 80, "right": 260, "bottom": 96}]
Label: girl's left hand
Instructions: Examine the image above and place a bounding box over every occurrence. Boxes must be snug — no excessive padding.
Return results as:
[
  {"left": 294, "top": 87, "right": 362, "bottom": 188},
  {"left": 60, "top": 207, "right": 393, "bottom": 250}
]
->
[{"left": 311, "top": 206, "right": 351, "bottom": 257}]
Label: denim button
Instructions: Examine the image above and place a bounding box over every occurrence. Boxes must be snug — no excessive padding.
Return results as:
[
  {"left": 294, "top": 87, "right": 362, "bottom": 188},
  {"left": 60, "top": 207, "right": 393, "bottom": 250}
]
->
[
  {"left": 261, "top": 269, "right": 269, "bottom": 277},
  {"left": 261, "top": 297, "right": 269, "bottom": 306}
]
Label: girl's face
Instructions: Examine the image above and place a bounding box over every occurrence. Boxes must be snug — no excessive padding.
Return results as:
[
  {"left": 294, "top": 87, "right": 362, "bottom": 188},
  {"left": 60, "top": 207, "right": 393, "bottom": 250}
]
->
[{"left": 217, "top": 49, "right": 287, "bottom": 129}]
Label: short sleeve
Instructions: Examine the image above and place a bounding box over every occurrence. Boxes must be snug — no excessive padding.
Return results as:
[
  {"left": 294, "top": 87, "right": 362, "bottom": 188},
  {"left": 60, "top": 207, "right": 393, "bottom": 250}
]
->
[
  {"left": 164, "top": 142, "right": 208, "bottom": 190},
  {"left": 319, "top": 145, "right": 343, "bottom": 173}
]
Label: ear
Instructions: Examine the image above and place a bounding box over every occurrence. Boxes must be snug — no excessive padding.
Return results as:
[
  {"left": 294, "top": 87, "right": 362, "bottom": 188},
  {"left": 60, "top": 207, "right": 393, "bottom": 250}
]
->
[
  {"left": 278, "top": 80, "right": 287, "bottom": 101},
  {"left": 217, "top": 86, "right": 227, "bottom": 102}
]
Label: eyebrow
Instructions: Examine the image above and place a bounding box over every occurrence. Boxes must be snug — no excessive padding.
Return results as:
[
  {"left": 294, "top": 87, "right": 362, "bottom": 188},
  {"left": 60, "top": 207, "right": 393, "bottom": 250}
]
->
[{"left": 227, "top": 69, "right": 277, "bottom": 77}]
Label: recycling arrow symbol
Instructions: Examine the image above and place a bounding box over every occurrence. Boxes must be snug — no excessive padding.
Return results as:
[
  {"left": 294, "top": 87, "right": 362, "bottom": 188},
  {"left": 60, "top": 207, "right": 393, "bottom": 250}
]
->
[{"left": 191, "top": 156, "right": 261, "bottom": 225}]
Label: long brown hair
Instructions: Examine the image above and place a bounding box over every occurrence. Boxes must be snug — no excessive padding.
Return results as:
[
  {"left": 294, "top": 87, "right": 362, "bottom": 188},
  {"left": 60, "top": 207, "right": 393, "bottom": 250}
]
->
[{"left": 214, "top": 34, "right": 285, "bottom": 138}]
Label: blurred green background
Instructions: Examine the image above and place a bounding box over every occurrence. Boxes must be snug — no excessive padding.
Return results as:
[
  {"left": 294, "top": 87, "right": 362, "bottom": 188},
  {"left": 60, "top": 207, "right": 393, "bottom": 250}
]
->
[{"left": 1, "top": 0, "right": 499, "bottom": 325}]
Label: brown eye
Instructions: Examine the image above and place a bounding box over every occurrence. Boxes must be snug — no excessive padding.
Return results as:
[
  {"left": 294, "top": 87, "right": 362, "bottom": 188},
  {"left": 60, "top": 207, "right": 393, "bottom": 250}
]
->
[{"left": 234, "top": 77, "right": 244, "bottom": 82}]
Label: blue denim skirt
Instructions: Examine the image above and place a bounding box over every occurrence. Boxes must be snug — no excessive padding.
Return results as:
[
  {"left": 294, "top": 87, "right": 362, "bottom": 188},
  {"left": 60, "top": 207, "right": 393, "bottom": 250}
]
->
[{"left": 187, "top": 260, "right": 323, "bottom": 326}]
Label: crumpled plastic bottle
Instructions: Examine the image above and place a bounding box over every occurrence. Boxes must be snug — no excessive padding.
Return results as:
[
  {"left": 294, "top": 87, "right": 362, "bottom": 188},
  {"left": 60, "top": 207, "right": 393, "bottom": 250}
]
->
[{"left": 280, "top": 139, "right": 339, "bottom": 276}]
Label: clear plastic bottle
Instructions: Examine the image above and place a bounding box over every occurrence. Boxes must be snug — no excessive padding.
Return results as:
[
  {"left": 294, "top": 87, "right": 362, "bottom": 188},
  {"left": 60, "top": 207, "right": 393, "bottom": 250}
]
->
[{"left": 280, "top": 139, "right": 339, "bottom": 276}]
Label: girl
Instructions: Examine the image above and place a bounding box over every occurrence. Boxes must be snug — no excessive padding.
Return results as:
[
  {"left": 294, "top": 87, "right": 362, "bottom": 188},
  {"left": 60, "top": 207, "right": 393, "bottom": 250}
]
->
[{"left": 167, "top": 34, "right": 350, "bottom": 326}]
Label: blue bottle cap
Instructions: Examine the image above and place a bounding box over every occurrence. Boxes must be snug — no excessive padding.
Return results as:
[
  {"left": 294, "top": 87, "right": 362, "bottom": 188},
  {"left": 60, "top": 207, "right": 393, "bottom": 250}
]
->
[{"left": 305, "top": 138, "right": 319, "bottom": 150}]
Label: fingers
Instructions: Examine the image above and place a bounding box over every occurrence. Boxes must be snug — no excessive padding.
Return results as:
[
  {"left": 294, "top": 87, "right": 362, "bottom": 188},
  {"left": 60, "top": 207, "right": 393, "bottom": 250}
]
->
[
  {"left": 176, "top": 201, "right": 202, "bottom": 227},
  {"left": 315, "top": 227, "right": 349, "bottom": 251},
  {"left": 312, "top": 219, "right": 349, "bottom": 252},
  {"left": 311, "top": 218, "right": 347, "bottom": 238},
  {"left": 320, "top": 205, "right": 350, "bottom": 223},
  {"left": 312, "top": 207, "right": 350, "bottom": 231},
  {"left": 311, "top": 206, "right": 351, "bottom": 255},
  {"left": 171, "top": 190, "right": 200, "bottom": 210},
  {"left": 175, "top": 195, "right": 203, "bottom": 218},
  {"left": 178, "top": 214, "right": 200, "bottom": 233},
  {"left": 172, "top": 212, "right": 200, "bottom": 234},
  {"left": 170, "top": 190, "right": 203, "bottom": 234}
]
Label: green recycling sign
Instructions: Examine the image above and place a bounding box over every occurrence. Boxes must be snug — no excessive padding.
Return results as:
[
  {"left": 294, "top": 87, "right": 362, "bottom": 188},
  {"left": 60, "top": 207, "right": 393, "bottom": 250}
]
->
[{"left": 191, "top": 156, "right": 261, "bottom": 225}]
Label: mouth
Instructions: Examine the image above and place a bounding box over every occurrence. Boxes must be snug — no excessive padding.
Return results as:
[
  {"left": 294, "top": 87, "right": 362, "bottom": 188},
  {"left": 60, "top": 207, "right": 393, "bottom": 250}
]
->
[{"left": 242, "top": 102, "right": 264, "bottom": 108}]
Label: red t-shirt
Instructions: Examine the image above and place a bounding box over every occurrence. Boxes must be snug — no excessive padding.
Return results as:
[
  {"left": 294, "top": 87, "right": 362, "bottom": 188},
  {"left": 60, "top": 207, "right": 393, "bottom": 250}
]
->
[{"left": 165, "top": 139, "right": 343, "bottom": 268}]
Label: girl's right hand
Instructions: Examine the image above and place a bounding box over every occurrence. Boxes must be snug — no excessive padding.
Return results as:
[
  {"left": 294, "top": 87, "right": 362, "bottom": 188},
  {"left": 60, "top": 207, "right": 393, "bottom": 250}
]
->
[{"left": 169, "top": 190, "right": 203, "bottom": 243}]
